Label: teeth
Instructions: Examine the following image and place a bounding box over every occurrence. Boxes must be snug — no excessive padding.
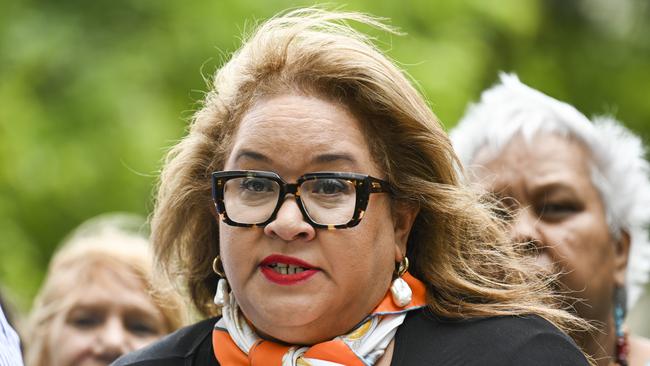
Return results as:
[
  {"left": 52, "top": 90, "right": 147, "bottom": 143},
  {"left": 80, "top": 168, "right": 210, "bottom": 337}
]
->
[{"left": 269, "top": 263, "right": 307, "bottom": 275}]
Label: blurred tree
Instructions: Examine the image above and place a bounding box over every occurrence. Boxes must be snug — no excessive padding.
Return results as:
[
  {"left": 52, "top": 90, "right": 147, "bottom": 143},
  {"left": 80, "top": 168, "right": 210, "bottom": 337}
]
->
[{"left": 1, "top": 0, "right": 649, "bottom": 320}]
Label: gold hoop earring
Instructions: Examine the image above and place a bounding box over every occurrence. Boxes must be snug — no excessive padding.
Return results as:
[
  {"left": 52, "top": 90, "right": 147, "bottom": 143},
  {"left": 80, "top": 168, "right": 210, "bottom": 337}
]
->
[
  {"left": 396, "top": 256, "right": 409, "bottom": 277},
  {"left": 212, "top": 256, "right": 225, "bottom": 277}
]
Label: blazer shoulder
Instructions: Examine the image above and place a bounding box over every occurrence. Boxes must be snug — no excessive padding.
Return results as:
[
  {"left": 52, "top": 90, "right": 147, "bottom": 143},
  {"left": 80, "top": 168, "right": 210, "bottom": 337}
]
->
[
  {"left": 393, "top": 310, "right": 588, "bottom": 365},
  {"left": 112, "top": 317, "right": 219, "bottom": 366}
]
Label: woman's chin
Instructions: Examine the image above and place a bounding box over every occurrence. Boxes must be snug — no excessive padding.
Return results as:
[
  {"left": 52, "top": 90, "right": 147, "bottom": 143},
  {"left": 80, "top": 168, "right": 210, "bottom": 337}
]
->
[
  {"left": 257, "top": 325, "right": 337, "bottom": 346},
  {"left": 252, "top": 305, "right": 323, "bottom": 330},
  {"left": 243, "top": 303, "right": 347, "bottom": 345}
]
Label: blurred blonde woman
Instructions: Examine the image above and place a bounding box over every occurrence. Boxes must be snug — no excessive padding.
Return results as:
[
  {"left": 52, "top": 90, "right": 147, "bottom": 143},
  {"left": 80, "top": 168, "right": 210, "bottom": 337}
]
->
[{"left": 25, "top": 213, "right": 185, "bottom": 366}]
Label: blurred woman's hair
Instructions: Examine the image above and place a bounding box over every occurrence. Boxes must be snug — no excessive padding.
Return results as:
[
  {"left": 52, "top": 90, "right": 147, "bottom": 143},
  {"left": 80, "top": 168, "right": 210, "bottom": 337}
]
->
[
  {"left": 25, "top": 213, "right": 186, "bottom": 366},
  {"left": 152, "top": 8, "right": 587, "bottom": 337},
  {"left": 451, "top": 73, "right": 650, "bottom": 306}
]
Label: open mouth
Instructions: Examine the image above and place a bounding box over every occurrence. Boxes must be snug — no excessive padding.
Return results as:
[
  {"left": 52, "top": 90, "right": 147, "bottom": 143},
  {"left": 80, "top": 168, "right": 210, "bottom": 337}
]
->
[
  {"left": 259, "top": 254, "right": 319, "bottom": 285},
  {"left": 267, "top": 263, "right": 309, "bottom": 275}
]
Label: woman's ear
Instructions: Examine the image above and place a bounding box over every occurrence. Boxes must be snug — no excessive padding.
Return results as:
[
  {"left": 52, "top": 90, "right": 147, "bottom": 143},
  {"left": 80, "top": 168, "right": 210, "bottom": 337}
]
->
[
  {"left": 392, "top": 201, "right": 419, "bottom": 261},
  {"left": 613, "top": 230, "right": 631, "bottom": 287}
]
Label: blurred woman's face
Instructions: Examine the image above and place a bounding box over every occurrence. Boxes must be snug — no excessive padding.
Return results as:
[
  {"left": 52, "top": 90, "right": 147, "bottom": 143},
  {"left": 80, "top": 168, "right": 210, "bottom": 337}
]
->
[
  {"left": 219, "top": 94, "right": 416, "bottom": 344},
  {"left": 47, "top": 268, "right": 168, "bottom": 366},
  {"left": 470, "top": 133, "right": 629, "bottom": 323}
]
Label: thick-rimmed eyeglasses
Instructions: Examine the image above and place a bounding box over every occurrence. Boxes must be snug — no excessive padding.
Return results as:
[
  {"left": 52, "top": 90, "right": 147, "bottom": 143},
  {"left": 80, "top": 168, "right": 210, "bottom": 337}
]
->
[{"left": 211, "top": 170, "right": 391, "bottom": 229}]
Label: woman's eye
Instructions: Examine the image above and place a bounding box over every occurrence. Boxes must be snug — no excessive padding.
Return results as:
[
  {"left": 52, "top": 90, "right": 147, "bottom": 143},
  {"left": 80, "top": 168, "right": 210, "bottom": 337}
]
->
[
  {"left": 491, "top": 203, "right": 514, "bottom": 221},
  {"left": 312, "top": 179, "right": 349, "bottom": 195},
  {"left": 241, "top": 178, "right": 273, "bottom": 192},
  {"left": 67, "top": 313, "right": 102, "bottom": 330},
  {"left": 126, "top": 321, "right": 159, "bottom": 336},
  {"left": 486, "top": 195, "right": 516, "bottom": 222},
  {"left": 539, "top": 202, "right": 579, "bottom": 219},
  {"left": 520, "top": 240, "right": 541, "bottom": 256}
]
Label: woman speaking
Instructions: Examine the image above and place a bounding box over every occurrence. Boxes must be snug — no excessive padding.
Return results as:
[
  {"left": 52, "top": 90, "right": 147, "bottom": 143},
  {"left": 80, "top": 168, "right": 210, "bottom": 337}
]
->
[{"left": 115, "top": 9, "right": 589, "bottom": 366}]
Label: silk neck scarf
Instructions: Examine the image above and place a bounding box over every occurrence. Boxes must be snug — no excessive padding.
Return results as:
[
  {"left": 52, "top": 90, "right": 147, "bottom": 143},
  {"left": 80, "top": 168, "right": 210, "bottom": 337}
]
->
[{"left": 212, "top": 272, "right": 426, "bottom": 366}]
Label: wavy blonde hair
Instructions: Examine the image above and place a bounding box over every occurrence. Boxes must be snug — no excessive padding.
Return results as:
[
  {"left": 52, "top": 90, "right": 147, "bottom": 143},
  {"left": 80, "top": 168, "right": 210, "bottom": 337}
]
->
[
  {"left": 25, "top": 213, "right": 186, "bottom": 366},
  {"left": 152, "top": 8, "right": 588, "bottom": 341}
]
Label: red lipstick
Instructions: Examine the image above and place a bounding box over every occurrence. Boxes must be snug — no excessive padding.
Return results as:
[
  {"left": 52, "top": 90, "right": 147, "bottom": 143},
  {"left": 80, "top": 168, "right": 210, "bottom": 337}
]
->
[{"left": 259, "top": 254, "right": 319, "bottom": 285}]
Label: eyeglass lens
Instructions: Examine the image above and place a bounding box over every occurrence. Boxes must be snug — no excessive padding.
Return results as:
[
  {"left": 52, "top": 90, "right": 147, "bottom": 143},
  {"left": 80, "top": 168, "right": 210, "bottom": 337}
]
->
[{"left": 223, "top": 177, "right": 357, "bottom": 225}]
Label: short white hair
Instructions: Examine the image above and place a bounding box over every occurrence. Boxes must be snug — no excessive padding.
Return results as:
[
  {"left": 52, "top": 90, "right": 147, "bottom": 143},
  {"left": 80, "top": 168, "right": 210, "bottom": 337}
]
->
[{"left": 450, "top": 73, "right": 650, "bottom": 307}]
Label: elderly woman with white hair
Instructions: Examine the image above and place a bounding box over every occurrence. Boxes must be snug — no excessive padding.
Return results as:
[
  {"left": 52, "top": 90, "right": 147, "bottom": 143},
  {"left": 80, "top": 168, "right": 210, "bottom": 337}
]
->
[{"left": 451, "top": 74, "right": 650, "bottom": 366}]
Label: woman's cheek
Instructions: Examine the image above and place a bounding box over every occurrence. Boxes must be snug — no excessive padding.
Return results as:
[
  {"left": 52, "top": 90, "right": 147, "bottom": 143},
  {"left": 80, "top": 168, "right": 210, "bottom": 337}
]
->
[{"left": 48, "top": 323, "right": 93, "bottom": 366}]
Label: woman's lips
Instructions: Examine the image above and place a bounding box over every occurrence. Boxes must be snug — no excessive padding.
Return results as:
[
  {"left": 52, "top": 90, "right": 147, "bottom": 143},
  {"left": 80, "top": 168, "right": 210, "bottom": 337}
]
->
[{"left": 259, "top": 254, "right": 320, "bottom": 285}]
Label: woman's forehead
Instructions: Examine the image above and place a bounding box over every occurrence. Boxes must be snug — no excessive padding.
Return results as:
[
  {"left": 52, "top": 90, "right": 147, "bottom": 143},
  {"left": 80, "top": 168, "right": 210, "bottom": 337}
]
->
[
  {"left": 226, "top": 94, "right": 379, "bottom": 175},
  {"left": 471, "top": 133, "right": 598, "bottom": 195},
  {"left": 237, "top": 94, "right": 362, "bottom": 138},
  {"left": 474, "top": 133, "right": 591, "bottom": 168}
]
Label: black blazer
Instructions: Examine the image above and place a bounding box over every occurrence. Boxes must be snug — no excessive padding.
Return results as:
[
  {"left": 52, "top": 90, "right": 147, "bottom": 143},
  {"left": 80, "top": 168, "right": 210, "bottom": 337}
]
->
[{"left": 113, "top": 309, "right": 588, "bottom": 365}]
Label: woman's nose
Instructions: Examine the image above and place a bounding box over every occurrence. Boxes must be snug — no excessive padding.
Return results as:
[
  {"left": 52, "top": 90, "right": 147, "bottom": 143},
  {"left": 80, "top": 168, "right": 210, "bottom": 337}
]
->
[
  {"left": 509, "top": 209, "right": 552, "bottom": 270},
  {"left": 264, "top": 196, "right": 316, "bottom": 241},
  {"left": 510, "top": 209, "right": 539, "bottom": 243},
  {"left": 93, "top": 317, "right": 130, "bottom": 361}
]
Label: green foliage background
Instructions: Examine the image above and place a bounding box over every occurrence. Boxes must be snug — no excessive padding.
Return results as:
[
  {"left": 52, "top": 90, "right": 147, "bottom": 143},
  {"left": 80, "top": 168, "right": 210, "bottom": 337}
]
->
[{"left": 1, "top": 0, "right": 649, "bottom": 320}]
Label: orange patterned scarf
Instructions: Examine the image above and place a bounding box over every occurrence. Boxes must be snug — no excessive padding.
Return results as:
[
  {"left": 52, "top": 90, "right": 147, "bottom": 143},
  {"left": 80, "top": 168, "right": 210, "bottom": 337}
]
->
[{"left": 212, "top": 273, "right": 426, "bottom": 366}]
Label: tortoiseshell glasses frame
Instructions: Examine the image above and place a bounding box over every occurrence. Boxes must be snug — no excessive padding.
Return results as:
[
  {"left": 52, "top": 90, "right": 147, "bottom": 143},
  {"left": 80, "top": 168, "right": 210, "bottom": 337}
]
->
[{"left": 211, "top": 170, "right": 391, "bottom": 229}]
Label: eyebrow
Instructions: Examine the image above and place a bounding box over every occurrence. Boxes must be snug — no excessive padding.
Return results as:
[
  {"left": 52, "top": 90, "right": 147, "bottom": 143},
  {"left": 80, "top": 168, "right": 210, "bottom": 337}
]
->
[
  {"left": 234, "top": 150, "right": 359, "bottom": 166},
  {"left": 529, "top": 182, "right": 584, "bottom": 203},
  {"left": 534, "top": 182, "right": 579, "bottom": 194},
  {"left": 311, "top": 153, "right": 358, "bottom": 165},
  {"left": 234, "top": 150, "right": 273, "bottom": 164}
]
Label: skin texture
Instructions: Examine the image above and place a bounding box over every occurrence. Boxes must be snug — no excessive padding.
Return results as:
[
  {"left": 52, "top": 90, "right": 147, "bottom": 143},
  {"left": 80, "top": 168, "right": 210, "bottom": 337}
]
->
[
  {"left": 46, "top": 269, "right": 168, "bottom": 366},
  {"left": 471, "top": 133, "right": 630, "bottom": 366},
  {"left": 219, "top": 93, "right": 418, "bottom": 346}
]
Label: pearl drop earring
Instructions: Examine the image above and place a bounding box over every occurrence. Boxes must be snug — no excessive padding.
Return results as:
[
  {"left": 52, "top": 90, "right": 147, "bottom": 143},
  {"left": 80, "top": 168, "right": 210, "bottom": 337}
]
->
[
  {"left": 212, "top": 256, "right": 230, "bottom": 306},
  {"left": 390, "top": 256, "right": 412, "bottom": 307}
]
